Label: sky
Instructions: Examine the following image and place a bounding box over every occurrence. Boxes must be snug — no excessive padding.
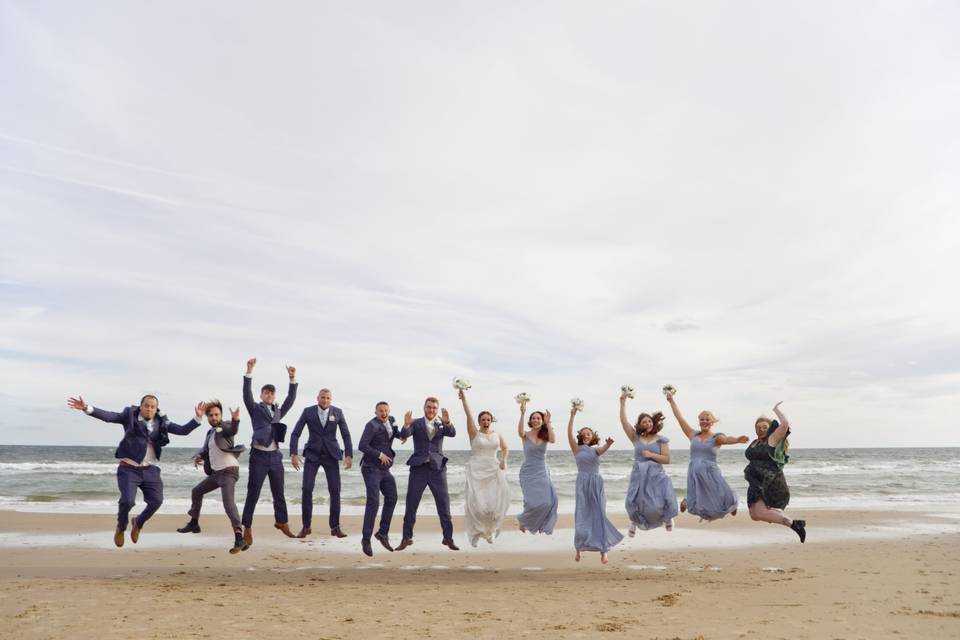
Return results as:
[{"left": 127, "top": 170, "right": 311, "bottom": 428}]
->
[{"left": 1, "top": 1, "right": 958, "bottom": 451}]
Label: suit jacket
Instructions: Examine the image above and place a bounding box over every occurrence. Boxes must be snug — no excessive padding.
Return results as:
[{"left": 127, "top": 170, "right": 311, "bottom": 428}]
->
[
  {"left": 199, "top": 419, "right": 245, "bottom": 475},
  {"left": 400, "top": 417, "right": 456, "bottom": 470},
  {"left": 358, "top": 416, "right": 402, "bottom": 469},
  {"left": 89, "top": 405, "right": 202, "bottom": 462},
  {"left": 242, "top": 376, "right": 298, "bottom": 447},
  {"left": 290, "top": 405, "right": 352, "bottom": 460}
]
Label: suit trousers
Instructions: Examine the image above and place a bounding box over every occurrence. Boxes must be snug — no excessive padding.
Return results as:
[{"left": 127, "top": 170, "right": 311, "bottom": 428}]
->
[
  {"left": 302, "top": 452, "right": 341, "bottom": 529},
  {"left": 361, "top": 464, "right": 397, "bottom": 540},
  {"left": 188, "top": 468, "right": 241, "bottom": 531},
  {"left": 241, "top": 449, "right": 288, "bottom": 527},
  {"left": 116, "top": 464, "right": 163, "bottom": 530},
  {"left": 402, "top": 463, "right": 453, "bottom": 540}
]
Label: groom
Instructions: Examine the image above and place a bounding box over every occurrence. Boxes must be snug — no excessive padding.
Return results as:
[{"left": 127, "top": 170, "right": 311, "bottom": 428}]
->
[{"left": 396, "top": 396, "right": 459, "bottom": 551}]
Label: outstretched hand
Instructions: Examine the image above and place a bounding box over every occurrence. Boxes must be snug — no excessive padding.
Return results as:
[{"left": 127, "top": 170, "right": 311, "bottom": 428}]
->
[
  {"left": 194, "top": 401, "right": 206, "bottom": 419},
  {"left": 544, "top": 409, "right": 552, "bottom": 425},
  {"left": 403, "top": 411, "right": 413, "bottom": 427},
  {"left": 67, "top": 396, "right": 88, "bottom": 412},
  {"left": 286, "top": 364, "right": 296, "bottom": 380},
  {"left": 458, "top": 389, "right": 465, "bottom": 401},
  {"left": 441, "top": 408, "right": 451, "bottom": 424},
  {"left": 773, "top": 401, "right": 783, "bottom": 411},
  {"left": 605, "top": 437, "right": 615, "bottom": 446},
  {"left": 246, "top": 358, "right": 257, "bottom": 373},
  {"left": 230, "top": 407, "right": 240, "bottom": 421},
  {"left": 737, "top": 435, "right": 750, "bottom": 444}
]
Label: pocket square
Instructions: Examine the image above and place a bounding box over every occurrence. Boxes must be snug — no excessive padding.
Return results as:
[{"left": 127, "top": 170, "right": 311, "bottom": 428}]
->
[{"left": 328, "top": 416, "right": 336, "bottom": 422}]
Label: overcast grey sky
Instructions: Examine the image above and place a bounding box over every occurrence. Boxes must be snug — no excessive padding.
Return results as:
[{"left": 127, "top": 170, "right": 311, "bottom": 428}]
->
[{"left": 1, "top": 1, "right": 958, "bottom": 450}]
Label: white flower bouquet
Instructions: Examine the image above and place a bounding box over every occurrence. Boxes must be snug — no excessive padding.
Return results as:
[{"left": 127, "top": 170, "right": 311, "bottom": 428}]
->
[
  {"left": 620, "top": 385, "right": 635, "bottom": 399},
  {"left": 570, "top": 397, "right": 585, "bottom": 411},
  {"left": 514, "top": 392, "right": 531, "bottom": 404},
  {"left": 452, "top": 377, "right": 472, "bottom": 391},
  {"left": 662, "top": 384, "right": 677, "bottom": 396}
]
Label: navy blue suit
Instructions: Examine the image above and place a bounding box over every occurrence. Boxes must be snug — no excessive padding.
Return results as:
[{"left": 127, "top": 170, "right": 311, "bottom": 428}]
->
[
  {"left": 240, "top": 375, "right": 298, "bottom": 527},
  {"left": 290, "top": 405, "right": 352, "bottom": 529},
  {"left": 88, "top": 405, "right": 201, "bottom": 530},
  {"left": 357, "top": 416, "right": 402, "bottom": 540},
  {"left": 400, "top": 417, "right": 456, "bottom": 540}
]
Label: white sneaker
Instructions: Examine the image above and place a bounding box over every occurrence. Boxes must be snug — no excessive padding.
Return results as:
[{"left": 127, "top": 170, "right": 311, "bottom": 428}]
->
[{"left": 628, "top": 522, "right": 637, "bottom": 538}]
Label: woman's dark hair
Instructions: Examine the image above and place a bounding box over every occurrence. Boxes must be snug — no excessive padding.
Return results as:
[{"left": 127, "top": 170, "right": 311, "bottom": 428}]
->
[
  {"left": 577, "top": 428, "right": 600, "bottom": 446},
  {"left": 635, "top": 411, "right": 665, "bottom": 436},
  {"left": 528, "top": 411, "right": 548, "bottom": 441},
  {"left": 477, "top": 410, "right": 494, "bottom": 423}
]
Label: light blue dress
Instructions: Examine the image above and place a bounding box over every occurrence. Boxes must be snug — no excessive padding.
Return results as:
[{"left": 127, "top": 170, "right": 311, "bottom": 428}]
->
[
  {"left": 516, "top": 438, "right": 559, "bottom": 534},
  {"left": 686, "top": 433, "right": 738, "bottom": 521},
  {"left": 574, "top": 445, "right": 623, "bottom": 552},
  {"left": 625, "top": 435, "right": 679, "bottom": 530}
]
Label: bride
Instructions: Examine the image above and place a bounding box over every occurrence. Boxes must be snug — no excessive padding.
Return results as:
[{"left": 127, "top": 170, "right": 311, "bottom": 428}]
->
[{"left": 459, "top": 388, "right": 511, "bottom": 547}]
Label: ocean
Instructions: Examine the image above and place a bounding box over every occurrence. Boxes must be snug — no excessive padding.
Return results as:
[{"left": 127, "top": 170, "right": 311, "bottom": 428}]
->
[{"left": 1, "top": 445, "right": 957, "bottom": 517}]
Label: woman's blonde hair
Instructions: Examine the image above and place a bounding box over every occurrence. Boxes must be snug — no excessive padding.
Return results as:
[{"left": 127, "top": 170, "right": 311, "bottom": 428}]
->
[{"left": 698, "top": 410, "right": 719, "bottom": 425}]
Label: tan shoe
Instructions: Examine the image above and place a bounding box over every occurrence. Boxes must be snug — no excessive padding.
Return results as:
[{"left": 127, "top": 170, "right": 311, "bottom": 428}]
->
[
  {"left": 296, "top": 527, "right": 311, "bottom": 539},
  {"left": 113, "top": 527, "right": 124, "bottom": 548},
  {"left": 130, "top": 520, "right": 141, "bottom": 544},
  {"left": 274, "top": 522, "right": 296, "bottom": 538},
  {"left": 330, "top": 527, "right": 347, "bottom": 538},
  {"left": 395, "top": 537, "right": 413, "bottom": 551},
  {"left": 243, "top": 527, "right": 253, "bottom": 546}
]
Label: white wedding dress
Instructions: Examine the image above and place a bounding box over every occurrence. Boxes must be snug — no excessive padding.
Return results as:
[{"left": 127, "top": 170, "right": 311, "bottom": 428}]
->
[{"left": 464, "top": 429, "right": 511, "bottom": 547}]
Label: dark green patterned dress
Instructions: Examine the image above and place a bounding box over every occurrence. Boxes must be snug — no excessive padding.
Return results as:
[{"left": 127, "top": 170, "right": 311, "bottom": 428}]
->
[{"left": 744, "top": 440, "right": 790, "bottom": 509}]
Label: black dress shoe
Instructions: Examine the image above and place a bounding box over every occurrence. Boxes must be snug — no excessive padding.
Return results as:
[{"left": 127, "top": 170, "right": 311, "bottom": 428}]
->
[
  {"left": 374, "top": 532, "right": 394, "bottom": 552},
  {"left": 177, "top": 521, "right": 201, "bottom": 534},
  {"left": 361, "top": 538, "right": 373, "bottom": 557},
  {"left": 331, "top": 527, "right": 348, "bottom": 538},
  {"left": 442, "top": 538, "right": 460, "bottom": 551},
  {"left": 395, "top": 537, "right": 413, "bottom": 551},
  {"left": 791, "top": 519, "right": 807, "bottom": 543},
  {"left": 229, "top": 531, "right": 248, "bottom": 554}
]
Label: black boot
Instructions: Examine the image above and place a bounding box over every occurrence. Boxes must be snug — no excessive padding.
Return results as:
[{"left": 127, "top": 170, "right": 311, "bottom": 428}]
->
[
  {"left": 790, "top": 519, "right": 806, "bottom": 543},
  {"left": 230, "top": 529, "right": 249, "bottom": 554},
  {"left": 177, "top": 519, "right": 201, "bottom": 534}
]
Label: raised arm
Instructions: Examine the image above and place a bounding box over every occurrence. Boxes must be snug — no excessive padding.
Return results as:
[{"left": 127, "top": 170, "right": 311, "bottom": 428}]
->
[
  {"left": 517, "top": 401, "right": 527, "bottom": 439},
  {"left": 166, "top": 402, "right": 206, "bottom": 436},
  {"left": 440, "top": 407, "right": 456, "bottom": 437},
  {"left": 597, "top": 436, "right": 614, "bottom": 456},
  {"left": 619, "top": 394, "right": 638, "bottom": 443},
  {"left": 665, "top": 391, "right": 696, "bottom": 440},
  {"left": 221, "top": 408, "right": 241, "bottom": 437},
  {"left": 242, "top": 358, "right": 257, "bottom": 414},
  {"left": 278, "top": 365, "right": 298, "bottom": 419},
  {"left": 566, "top": 409, "right": 579, "bottom": 454},
  {"left": 768, "top": 401, "right": 791, "bottom": 447},
  {"left": 544, "top": 410, "right": 555, "bottom": 443},
  {"left": 69, "top": 396, "right": 126, "bottom": 424},
  {"left": 459, "top": 390, "right": 478, "bottom": 440},
  {"left": 399, "top": 411, "right": 414, "bottom": 439}
]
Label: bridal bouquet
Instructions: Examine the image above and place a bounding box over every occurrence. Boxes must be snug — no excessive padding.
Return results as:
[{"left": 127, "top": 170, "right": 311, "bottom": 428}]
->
[
  {"left": 452, "top": 377, "right": 472, "bottom": 391},
  {"left": 620, "top": 385, "right": 635, "bottom": 399},
  {"left": 514, "top": 392, "right": 531, "bottom": 404},
  {"left": 662, "top": 384, "right": 677, "bottom": 396},
  {"left": 570, "top": 397, "right": 585, "bottom": 411}
]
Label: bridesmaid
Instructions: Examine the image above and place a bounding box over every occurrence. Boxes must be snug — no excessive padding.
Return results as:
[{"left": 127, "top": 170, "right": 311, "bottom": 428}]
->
[
  {"left": 516, "top": 399, "right": 559, "bottom": 535},
  {"left": 567, "top": 405, "right": 623, "bottom": 563},
  {"left": 619, "top": 391, "right": 678, "bottom": 535},
  {"left": 665, "top": 387, "right": 748, "bottom": 521},
  {"left": 745, "top": 401, "right": 806, "bottom": 542},
  {"left": 459, "top": 389, "right": 511, "bottom": 547}
]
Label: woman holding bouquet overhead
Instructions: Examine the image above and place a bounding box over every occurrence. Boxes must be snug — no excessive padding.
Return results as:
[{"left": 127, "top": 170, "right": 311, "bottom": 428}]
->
[
  {"left": 665, "top": 386, "right": 747, "bottom": 521},
  {"left": 568, "top": 400, "right": 622, "bottom": 564},
  {"left": 619, "top": 388, "right": 678, "bottom": 535},
  {"left": 516, "top": 395, "right": 559, "bottom": 535},
  {"left": 457, "top": 385, "right": 511, "bottom": 547},
  {"left": 745, "top": 402, "right": 806, "bottom": 542}
]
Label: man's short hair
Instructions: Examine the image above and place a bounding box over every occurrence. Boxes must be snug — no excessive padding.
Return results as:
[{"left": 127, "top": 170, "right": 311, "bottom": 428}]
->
[
  {"left": 375, "top": 401, "right": 389, "bottom": 409},
  {"left": 319, "top": 388, "right": 332, "bottom": 394},
  {"left": 261, "top": 384, "right": 276, "bottom": 394},
  {"left": 424, "top": 396, "right": 439, "bottom": 405},
  {"left": 139, "top": 394, "right": 158, "bottom": 406},
  {"left": 205, "top": 399, "right": 223, "bottom": 414}
]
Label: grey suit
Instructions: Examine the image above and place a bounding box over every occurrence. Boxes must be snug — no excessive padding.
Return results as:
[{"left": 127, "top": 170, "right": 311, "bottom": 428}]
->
[{"left": 189, "top": 420, "right": 245, "bottom": 530}]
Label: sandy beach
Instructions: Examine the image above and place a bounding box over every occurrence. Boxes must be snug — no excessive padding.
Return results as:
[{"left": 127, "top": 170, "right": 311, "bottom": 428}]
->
[{"left": 2, "top": 509, "right": 958, "bottom": 639}]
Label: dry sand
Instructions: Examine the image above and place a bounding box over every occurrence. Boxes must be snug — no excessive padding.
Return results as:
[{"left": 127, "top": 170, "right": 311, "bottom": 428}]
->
[{"left": 1, "top": 509, "right": 958, "bottom": 639}]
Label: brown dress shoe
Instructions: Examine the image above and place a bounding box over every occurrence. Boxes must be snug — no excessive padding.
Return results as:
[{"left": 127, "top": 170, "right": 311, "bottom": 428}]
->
[
  {"left": 442, "top": 538, "right": 460, "bottom": 551},
  {"left": 296, "top": 527, "right": 312, "bottom": 539},
  {"left": 330, "top": 527, "right": 347, "bottom": 538},
  {"left": 374, "top": 532, "right": 394, "bottom": 552},
  {"left": 274, "top": 522, "right": 296, "bottom": 538},
  {"left": 243, "top": 527, "right": 253, "bottom": 546},
  {"left": 130, "top": 520, "right": 141, "bottom": 544},
  {"left": 113, "top": 527, "right": 124, "bottom": 548},
  {"left": 395, "top": 537, "right": 413, "bottom": 551}
]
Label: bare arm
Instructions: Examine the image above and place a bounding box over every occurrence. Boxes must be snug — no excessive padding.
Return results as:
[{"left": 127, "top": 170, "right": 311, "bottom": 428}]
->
[
  {"left": 641, "top": 440, "right": 671, "bottom": 464},
  {"left": 499, "top": 433, "right": 509, "bottom": 470},
  {"left": 545, "top": 410, "right": 555, "bottom": 443},
  {"left": 768, "top": 402, "right": 790, "bottom": 447},
  {"left": 566, "top": 410, "right": 578, "bottom": 454},
  {"left": 666, "top": 393, "right": 696, "bottom": 440},
  {"left": 597, "top": 436, "right": 614, "bottom": 456},
  {"left": 460, "top": 390, "right": 477, "bottom": 441},
  {"left": 715, "top": 434, "right": 749, "bottom": 446},
  {"left": 619, "top": 395, "right": 638, "bottom": 443},
  {"left": 517, "top": 403, "right": 527, "bottom": 440}
]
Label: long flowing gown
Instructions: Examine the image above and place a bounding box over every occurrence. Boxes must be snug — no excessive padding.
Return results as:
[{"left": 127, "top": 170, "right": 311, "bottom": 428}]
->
[
  {"left": 516, "top": 438, "right": 558, "bottom": 534},
  {"left": 685, "top": 433, "right": 738, "bottom": 521},
  {"left": 464, "top": 430, "right": 511, "bottom": 546},
  {"left": 624, "top": 435, "right": 679, "bottom": 530},
  {"left": 573, "top": 445, "right": 623, "bottom": 552}
]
